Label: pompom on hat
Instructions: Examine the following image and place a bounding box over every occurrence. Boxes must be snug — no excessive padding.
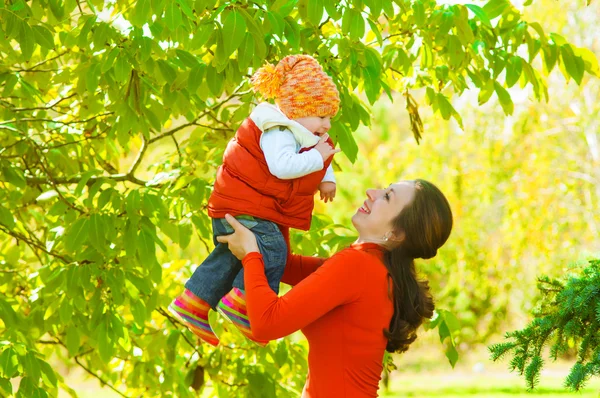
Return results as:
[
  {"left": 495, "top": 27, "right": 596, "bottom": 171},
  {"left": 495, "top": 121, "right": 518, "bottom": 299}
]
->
[{"left": 250, "top": 54, "right": 340, "bottom": 119}]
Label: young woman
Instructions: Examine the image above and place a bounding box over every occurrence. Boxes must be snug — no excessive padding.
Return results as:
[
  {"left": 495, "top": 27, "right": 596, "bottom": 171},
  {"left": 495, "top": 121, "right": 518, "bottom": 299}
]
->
[{"left": 218, "top": 180, "right": 453, "bottom": 397}]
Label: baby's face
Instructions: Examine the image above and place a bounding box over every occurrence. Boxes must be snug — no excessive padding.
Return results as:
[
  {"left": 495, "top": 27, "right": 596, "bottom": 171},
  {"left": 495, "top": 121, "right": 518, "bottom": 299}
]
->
[{"left": 294, "top": 116, "right": 331, "bottom": 136}]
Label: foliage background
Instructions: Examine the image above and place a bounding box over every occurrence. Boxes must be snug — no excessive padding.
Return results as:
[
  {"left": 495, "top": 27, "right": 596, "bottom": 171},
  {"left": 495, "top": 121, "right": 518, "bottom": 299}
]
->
[{"left": 0, "top": 0, "right": 599, "bottom": 396}]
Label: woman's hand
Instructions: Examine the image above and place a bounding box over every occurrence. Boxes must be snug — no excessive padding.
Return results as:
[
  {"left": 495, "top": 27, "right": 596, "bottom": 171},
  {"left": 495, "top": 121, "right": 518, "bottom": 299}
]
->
[{"left": 215, "top": 214, "right": 260, "bottom": 260}]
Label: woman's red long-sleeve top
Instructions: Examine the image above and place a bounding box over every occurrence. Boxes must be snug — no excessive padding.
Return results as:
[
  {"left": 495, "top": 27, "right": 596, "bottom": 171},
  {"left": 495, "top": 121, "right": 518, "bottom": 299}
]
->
[{"left": 242, "top": 240, "right": 394, "bottom": 398}]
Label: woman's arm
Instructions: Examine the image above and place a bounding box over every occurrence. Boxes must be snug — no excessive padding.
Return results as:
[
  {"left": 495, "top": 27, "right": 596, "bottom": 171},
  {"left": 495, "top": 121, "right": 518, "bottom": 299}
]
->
[
  {"left": 278, "top": 225, "right": 326, "bottom": 286},
  {"left": 243, "top": 250, "right": 363, "bottom": 340}
]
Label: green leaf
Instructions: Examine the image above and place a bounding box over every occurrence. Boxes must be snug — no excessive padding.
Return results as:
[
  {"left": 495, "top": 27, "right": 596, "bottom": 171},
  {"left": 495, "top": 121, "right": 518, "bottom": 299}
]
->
[
  {"left": 64, "top": 217, "right": 88, "bottom": 252},
  {"left": 39, "top": 360, "right": 57, "bottom": 388},
  {"left": 4, "top": 10, "right": 21, "bottom": 38},
  {"left": 165, "top": 330, "right": 180, "bottom": 362},
  {"left": 126, "top": 190, "right": 141, "bottom": 216},
  {"left": 412, "top": 1, "right": 425, "bottom": 26},
  {"left": 323, "top": 0, "right": 341, "bottom": 18},
  {"left": 438, "top": 320, "right": 451, "bottom": 344},
  {"left": 542, "top": 43, "right": 558, "bottom": 74},
  {"left": 267, "top": 11, "right": 285, "bottom": 37},
  {"left": 179, "top": 219, "right": 192, "bottom": 249},
  {"left": 237, "top": 33, "right": 254, "bottom": 71},
  {"left": 437, "top": 93, "right": 452, "bottom": 120},
  {"left": 131, "top": 299, "right": 147, "bottom": 327},
  {"left": 2, "top": 166, "right": 26, "bottom": 188},
  {"left": 131, "top": 0, "right": 151, "bottom": 26},
  {"left": 97, "top": 319, "right": 113, "bottom": 363},
  {"left": 482, "top": 0, "right": 509, "bottom": 19},
  {"left": 550, "top": 32, "right": 568, "bottom": 46},
  {"left": 32, "top": 25, "right": 54, "bottom": 49},
  {"left": 420, "top": 43, "right": 434, "bottom": 68},
  {"left": 0, "top": 348, "right": 18, "bottom": 378},
  {"left": 65, "top": 326, "right": 80, "bottom": 356},
  {"left": 466, "top": 4, "right": 492, "bottom": 28},
  {"left": 440, "top": 309, "right": 461, "bottom": 332},
  {"left": 59, "top": 298, "right": 73, "bottom": 324},
  {"left": 139, "top": 37, "right": 153, "bottom": 63},
  {"left": 114, "top": 53, "right": 131, "bottom": 83},
  {"left": 101, "top": 47, "right": 119, "bottom": 73},
  {"left": 175, "top": 0, "right": 194, "bottom": 18},
  {"left": 89, "top": 213, "right": 106, "bottom": 252},
  {"left": 191, "top": 23, "right": 213, "bottom": 49},
  {"left": 188, "top": 63, "right": 206, "bottom": 93},
  {"left": 86, "top": 62, "right": 100, "bottom": 93},
  {"left": 349, "top": 9, "right": 365, "bottom": 40},
  {"left": 334, "top": 122, "right": 358, "bottom": 163},
  {"left": 175, "top": 49, "right": 199, "bottom": 68},
  {"left": 22, "top": 353, "right": 40, "bottom": 382},
  {"left": 560, "top": 44, "right": 585, "bottom": 85},
  {"left": 575, "top": 47, "right": 600, "bottom": 77},
  {"left": 454, "top": 6, "right": 474, "bottom": 46},
  {"left": 17, "top": 21, "right": 35, "bottom": 61},
  {"left": 222, "top": 10, "right": 246, "bottom": 58},
  {"left": 367, "top": 18, "right": 383, "bottom": 47},
  {"left": 506, "top": 56, "right": 522, "bottom": 88},
  {"left": 478, "top": 79, "right": 494, "bottom": 105},
  {"left": 137, "top": 229, "right": 158, "bottom": 265},
  {"left": 446, "top": 343, "right": 459, "bottom": 368},
  {"left": 0, "top": 205, "right": 15, "bottom": 231},
  {"left": 341, "top": 7, "right": 353, "bottom": 36},
  {"left": 362, "top": 67, "right": 380, "bottom": 105},
  {"left": 494, "top": 81, "right": 514, "bottom": 115},
  {"left": 284, "top": 18, "right": 300, "bottom": 50},
  {"left": 164, "top": 1, "right": 183, "bottom": 31},
  {"left": 157, "top": 60, "right": 177, "bottom": 84},
  {"left": 206, "top": 65, "right": 224, "bottom": 96},
  {"left": 0, "top": 378, "right": 12, "bottom": 396},
  {"left": 48, "top": 0, "right": 64, "bottom": 19},
  {"left": 306, "top": 0, "right": 323, "bottom": 26}
]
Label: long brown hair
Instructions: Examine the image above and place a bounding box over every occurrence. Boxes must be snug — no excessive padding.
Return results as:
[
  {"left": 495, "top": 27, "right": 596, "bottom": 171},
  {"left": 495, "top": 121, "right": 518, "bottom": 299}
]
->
[{"left": 383, "top": 179, "right": 453, "bottom": 353}]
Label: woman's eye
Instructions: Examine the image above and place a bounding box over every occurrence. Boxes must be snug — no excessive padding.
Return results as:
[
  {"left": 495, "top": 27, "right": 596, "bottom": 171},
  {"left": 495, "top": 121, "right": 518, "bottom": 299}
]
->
[{"left": 384, "top": 193, "right": 390, "bottom": 201}]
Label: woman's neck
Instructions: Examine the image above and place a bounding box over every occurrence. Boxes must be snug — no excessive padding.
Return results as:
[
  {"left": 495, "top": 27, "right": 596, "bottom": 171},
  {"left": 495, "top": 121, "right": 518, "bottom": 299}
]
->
[{"left": 354, "top": 236, "right": 387, "bottom": 246}]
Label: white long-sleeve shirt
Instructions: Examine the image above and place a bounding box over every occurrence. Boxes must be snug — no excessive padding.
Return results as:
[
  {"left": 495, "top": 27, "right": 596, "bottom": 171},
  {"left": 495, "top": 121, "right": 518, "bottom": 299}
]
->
[
  {"left": 260, "top": 127, "right": 336, "bottom": 182},
  {"left": 249, "top": 102, "right": 336, "bottom": 183}
]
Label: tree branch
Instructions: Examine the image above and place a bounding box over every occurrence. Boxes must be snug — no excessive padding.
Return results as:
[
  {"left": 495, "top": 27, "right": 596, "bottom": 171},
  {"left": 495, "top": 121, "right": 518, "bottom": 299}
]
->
[
  {"left": 148, "top": 87, "right": 250, "bottom": 145},
  {"left": 26, "top": 172, "right": 147, "bottom": 187},
  {"left": 171, "top": 135, "right": 182, "bottom": 166},
  {"left": 0, "top": 112, "right": 114, "bottom": 126},
  {"left": 156, "top": 307, "right": 204, "bottom": 359},
  {"left": 10, "top": 51, "right": 69, "bottom": 72},
  {"left": 4, "top": 94, "right": 77, "bottom": 112},
  {"left": 128, "top": 136, "right": 147, "bottom": 176},
  {"left": 0, "top": 225, "right": 70, "bottom": 264},
  {"left": 74, "top": 357, "right": 130, "bottom": 398}
]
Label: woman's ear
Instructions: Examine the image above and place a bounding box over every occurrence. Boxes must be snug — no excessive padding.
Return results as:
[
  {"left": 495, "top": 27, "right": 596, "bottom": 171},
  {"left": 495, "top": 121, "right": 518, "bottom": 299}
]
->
[{"left": 388, "top": 230, "right": 405, "bottom": 243}]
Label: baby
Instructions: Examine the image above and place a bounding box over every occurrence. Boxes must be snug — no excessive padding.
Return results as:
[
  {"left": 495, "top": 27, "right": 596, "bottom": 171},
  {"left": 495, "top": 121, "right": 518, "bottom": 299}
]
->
[{"left": 169, "top": 54, "right": 341, "bottom": 346}]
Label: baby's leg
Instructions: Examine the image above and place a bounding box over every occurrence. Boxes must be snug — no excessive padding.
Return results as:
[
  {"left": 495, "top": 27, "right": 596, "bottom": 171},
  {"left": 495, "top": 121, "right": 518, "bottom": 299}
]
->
[
  {"left": 170, "top": 218, "right": 244, "bottom": 346},
  {"left": 219, "top": 218, "right": 287, "bottom": 345}
]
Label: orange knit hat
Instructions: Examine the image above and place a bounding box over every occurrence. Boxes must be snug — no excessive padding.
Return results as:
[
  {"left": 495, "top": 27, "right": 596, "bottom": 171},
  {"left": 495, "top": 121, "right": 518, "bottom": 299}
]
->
[{"left": 250, "top": 55, "right": 340, "bottom": 119}]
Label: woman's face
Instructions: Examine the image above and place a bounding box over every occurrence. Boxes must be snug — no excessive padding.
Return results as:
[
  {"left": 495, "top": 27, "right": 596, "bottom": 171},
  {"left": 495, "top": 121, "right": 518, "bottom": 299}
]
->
[{"left": 351, "top": 181, "right": 417, "bottom": 242}]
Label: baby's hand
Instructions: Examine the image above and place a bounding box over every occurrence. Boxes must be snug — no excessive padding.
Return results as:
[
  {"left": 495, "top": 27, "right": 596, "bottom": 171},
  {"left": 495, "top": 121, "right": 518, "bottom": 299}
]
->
[
  {"left": 314, "top": 134, "right": 340, "bottom": 162},
  {"left": 319, "top": 181, "right": 336, "bottom": 203}
]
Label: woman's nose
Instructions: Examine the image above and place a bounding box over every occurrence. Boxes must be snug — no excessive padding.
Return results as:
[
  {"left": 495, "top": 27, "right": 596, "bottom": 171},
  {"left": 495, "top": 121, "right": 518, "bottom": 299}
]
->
[
  {"left": 366, "top": 189, "right": 378, "bottom": 200},
  {"left": 323, "top": 119, "right": 331, "bottom": 129}
]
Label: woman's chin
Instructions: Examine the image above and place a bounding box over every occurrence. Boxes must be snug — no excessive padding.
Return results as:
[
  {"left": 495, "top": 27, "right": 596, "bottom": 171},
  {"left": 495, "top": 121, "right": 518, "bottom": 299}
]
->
[{"left": 350, "top": 213, "right": 360, "bottom": 228}]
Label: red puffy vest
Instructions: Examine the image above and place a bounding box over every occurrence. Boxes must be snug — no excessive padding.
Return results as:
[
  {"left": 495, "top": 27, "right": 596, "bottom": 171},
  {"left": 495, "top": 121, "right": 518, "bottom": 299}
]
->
[{"left": 207, "top": 117, "right": 333, "bottom": 231}]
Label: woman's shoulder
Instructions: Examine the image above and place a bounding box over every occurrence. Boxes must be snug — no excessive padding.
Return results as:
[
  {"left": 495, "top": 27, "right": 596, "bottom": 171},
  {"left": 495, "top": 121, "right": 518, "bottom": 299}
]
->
[{"left": 329, "top": 245, "right": 386, "bottom": 268}]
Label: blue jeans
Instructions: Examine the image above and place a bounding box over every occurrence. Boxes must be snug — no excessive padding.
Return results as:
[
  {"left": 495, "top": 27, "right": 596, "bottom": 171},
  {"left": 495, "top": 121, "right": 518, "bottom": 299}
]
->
[{"left": 184, "top": 216, "right": 287, "bottom": 308}]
